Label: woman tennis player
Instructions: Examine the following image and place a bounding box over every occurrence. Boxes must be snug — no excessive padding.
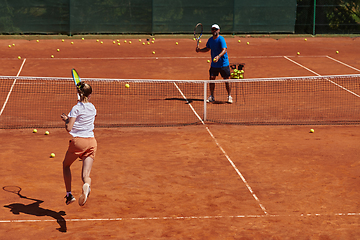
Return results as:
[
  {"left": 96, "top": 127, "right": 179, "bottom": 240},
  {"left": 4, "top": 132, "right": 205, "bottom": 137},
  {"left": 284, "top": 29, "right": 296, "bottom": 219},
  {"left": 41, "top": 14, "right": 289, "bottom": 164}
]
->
[{"left": 60, "top": 82, "right": 97, "bottom": 206}]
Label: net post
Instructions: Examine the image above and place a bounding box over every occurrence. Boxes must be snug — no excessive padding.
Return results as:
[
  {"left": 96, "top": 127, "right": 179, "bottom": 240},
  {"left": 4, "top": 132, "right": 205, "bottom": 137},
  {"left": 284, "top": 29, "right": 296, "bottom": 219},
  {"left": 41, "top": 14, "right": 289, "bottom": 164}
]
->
[
  {"left": 204, "top": 81, "right": 207, "bottom": 122},
  {"left": 313, "top": 0, "right": 316, "bottom": 35}
]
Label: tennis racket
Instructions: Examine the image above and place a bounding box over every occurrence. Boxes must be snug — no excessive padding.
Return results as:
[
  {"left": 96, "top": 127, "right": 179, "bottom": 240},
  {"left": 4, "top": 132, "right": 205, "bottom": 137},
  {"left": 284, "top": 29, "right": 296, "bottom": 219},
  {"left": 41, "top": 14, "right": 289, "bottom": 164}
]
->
[
  {"left": 3, "top": 186, "right": 26, "bottom": 198},
  {"left": 71, "top": 68, "right": 82, "bottom": 100},
  {"left": 194, "top": 23, "right": 203, "bottom": 48}
]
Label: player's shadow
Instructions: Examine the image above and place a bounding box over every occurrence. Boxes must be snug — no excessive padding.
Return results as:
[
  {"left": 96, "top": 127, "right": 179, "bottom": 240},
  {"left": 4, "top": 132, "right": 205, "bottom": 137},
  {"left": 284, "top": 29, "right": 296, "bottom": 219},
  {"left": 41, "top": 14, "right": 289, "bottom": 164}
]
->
[
  {"left": 165, "top": 98, "right": 203, "bottom": 104},
  {"left": 3, "top": 188, "right": 67, "bottom": 232}
]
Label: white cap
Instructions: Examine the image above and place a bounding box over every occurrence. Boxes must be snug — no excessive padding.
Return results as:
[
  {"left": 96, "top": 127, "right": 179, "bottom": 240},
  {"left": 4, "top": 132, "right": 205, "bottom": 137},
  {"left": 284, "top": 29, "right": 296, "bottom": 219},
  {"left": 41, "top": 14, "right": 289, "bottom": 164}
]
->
[{"left": 211, "top": 24, "right": 220, "bottom": 30}]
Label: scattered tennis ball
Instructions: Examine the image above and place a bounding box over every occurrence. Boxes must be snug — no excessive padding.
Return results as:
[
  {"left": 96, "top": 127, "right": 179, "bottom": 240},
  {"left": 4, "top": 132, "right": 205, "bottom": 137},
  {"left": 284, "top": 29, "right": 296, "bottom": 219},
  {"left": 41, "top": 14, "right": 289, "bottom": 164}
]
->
[
  {"left": 45, "top": 131, "right": 49, "bottom": 135},
  {"left": 310, "top": 129, "right": 314, "bottom": 133},
  {"left": 71, "top": 42, "right": 74, "bottom": 44},
  {"left": 51, "top": 55, "right": 54, "bottom": 58},
  {"left": 193, "top": 38, "right": 196, "bottom": 41},
  {"left": 117, "top": 40, "right": 120, "bottom": 42},
  {"left": 207, "top": 60, "right": 210, "bottom": 63},
  {"left": 152, "top": 38, "right": 155, "bottom": 40},
  {"left": 113, "top": 41, "right": 115, "bottom": 44},
  {"left": 297, "top": 52, "right": 300, "bottom": 55},
  {"left": 100, "top": 41, "right": 103, "bottom": 44},
  {"left": 8, "top": 45, "right": 11, "bottom": 48},
  {"left": 199, "top": 40, "right": 201, "bottom": 43},
  {"left": 12, "top": 44, "right": 15, "bottom": 46},
  {"left": 124, "top": 40, "right": 127, "bottom": 43},
  {"left": 62, "top": 39, "right": 65, "bottom": 42},
  {"left": 238, "top": 40, "right": 241, "bottom": 43},
  {"left": 147, "top": 42, "right": 150, "bottom": 45},
  {"left": 118, "top": 43, "right": 121, "bottom": 46},
  {"left": 151, "top": 41, "right": 154, "bottom": 44},
  {"left": 57, "top": 49, "right": 60, "bottom": 52},
  {"left": 304, "top": 38, "right": 307, "bottom": 41},
  {"left": 18, "top": 56, "right": 21, "bottom": 59},
  {"left": 152, "top": 51, "right": 155, "bottom": 54},
  {"left": 175, "top": 42, "right": 178, "bottom": 45},
  {"left": 50, "top": 153, "right": 55, "bottom": 158},
  {"left": 247, "top": 42, "right": 249, "bottom": 45},
  {"left": 142, "top": 42, "right": 145, "bottom": 45},
  {"left": 36, "top": 40, "right": 39, "bottom": 43},
  {"left": 82, "top": 37, "right": 84, "bottom": 40},
  {"left": 129, "top": 41, "right": 132, "bottom": 44},
  {"left": 125, "top": 83, "right": 130, "bottom": 88},
  {"left": 336, "top": 51, "right": 339, "bottom": 54},
  {"left": 33, "top": 129, "right": 37, "bottom": 133},
  {"left": 96, "top": 39, "right": 99, "bottom": 42},
  {"left": 139, "top": 39, "right": 141, "bottom": 42}
]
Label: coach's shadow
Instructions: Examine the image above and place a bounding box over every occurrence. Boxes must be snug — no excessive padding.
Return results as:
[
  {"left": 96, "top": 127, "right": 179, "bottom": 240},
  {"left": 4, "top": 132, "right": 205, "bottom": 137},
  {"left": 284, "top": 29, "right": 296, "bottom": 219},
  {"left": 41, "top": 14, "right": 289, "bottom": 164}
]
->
[
  {"left": 4, "top": 196, "right": 67, "bottom": 232},
  {"left": 165, "top": 98, "right": 203, "bottom": 104}
]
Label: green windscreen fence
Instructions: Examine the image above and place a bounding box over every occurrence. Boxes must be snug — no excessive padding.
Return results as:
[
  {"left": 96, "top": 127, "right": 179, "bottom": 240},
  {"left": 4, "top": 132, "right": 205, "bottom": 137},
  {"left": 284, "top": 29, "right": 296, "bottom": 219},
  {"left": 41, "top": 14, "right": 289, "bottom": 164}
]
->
[{"left": 0, "top": 0, "right": 297, "bottom": 34}]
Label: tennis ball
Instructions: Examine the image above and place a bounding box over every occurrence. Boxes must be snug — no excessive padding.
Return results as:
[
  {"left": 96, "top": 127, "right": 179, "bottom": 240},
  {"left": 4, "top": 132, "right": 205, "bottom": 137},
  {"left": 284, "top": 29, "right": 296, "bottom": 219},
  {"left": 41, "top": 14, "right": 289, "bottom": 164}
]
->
[
  {"left": 336, "top": 51, "right": 339, "bottom": 54},
  {"left": 57, "top": 49, "right": 60, "bottom": 52},
  {"left": 71, "top": 42, "right": 74, "bottom": 44},
  {"left": 33, "top": 129, "right": 37, "bottom": 133},
  {"left": 207, "top": 60, "right": 210, "bottom": 63},
  {"left": 100, "top": 41, "right": 103, "bottom": 44},
  {"left": 96, "top": 39, "right": 99, "bottom": 42},
  {"left": 45, "top": 131, "right": 49, "bottom": 135},
  {"left": 152, "top": 38, "right": 155, "bottom": 40},
  {"left": 152, "top": 51, "right": 155, "bottom": 54},
  {"left": 8, "top": 45, "right": 11, "bottom": 48},
  {"left": 124, "top": 40, "right": 127, "bottom": 43},
  {"left": 18, "top": 56, "right": 21, "bottom": 59},
  {"left": 118, "top": 43, "right": 121, "bottom": 46},
  {"left": 113, "top": 41, "right": 116, "bottom": 44},
  {"left": 310, "top": 129, "right": 314, "bottom": 133},
  {"left": 117, "top": 40, "right": 120, "bottom": 42},
  {"left": 82, "top": 37, "right": 84, "bottom": 40},
  {"left": 139, "top": 39, "right": 141, "bottom": 42},
  {"left": 304, "top": 38, "right": 307, "bottom": 41},
  {"left": 213, "top": 58, "right": 216, "bottom": 62},
  {"left": 199, "top": 40, "right": 201, "bottom": 43},
  {"left": 142, "top": 42, "right": 145, "bottom": 45},
  {"left": 50, "top": 153, "right": 55, "bottom": 158},
  {"left": 238, "top": 40, "right": 241, "bottom": 43},
  {"left": 297, "top": 52, "right": 300, "bottom": 55},
  {"left": 129, "top": 41, "right": 132, "bottom": 44},
  {"left": 12, "top": 44, "right": 15, "bottom": 46},
  {"left": 36, "top": 40, "right": 39, "bottom": 43},
  {"left": 151, "top": 41, "right": 154, "bottom": 44},
  {"left": 62, "top": 39, "right": 65, "bottom": 42},
  {"left": 51, "top": 55, "right": 54, "bottom": 58},
  {"left": 125, "top": 84, "right": 130, "bottom": 88},
  {"left": 247, "top": 42, "right": 249, "bottom": 45},
  {"left": 175, "top": 42, "right": 178, "bottom": 45},
  {"left": 147, "top": 42, "right": 150, "bottom": 45}
]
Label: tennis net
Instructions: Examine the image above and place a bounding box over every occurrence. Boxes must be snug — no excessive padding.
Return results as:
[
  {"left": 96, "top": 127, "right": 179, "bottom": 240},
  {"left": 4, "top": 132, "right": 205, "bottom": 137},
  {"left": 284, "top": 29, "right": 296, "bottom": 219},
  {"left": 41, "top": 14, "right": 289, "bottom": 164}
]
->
[{"left": 1, "top": 74, "right": 360, "bottom": 129}]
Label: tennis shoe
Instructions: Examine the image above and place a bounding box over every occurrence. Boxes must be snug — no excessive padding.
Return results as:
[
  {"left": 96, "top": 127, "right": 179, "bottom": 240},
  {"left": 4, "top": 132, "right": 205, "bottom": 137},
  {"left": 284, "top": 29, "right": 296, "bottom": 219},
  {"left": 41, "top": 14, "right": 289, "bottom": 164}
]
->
[
  {"left": 65, "top": 194, "right": 75, "bottom": 205},
  {"left": 227, "top": 96, "right": 233, "bottom": 104},
  {"left": 79, "top": 183, "right": 90, "bottom": 206},
  {"left": 206, "top": 96, "right": 215, "bottom": 103}
]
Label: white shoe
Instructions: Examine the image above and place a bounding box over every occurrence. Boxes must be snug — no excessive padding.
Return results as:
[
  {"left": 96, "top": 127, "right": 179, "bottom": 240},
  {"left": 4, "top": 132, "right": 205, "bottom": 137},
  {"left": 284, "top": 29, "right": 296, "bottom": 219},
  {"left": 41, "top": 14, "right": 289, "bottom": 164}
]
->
[
  {"left": 227, "top": 96, "right": 233, "bottom": 104},
  {"left": 206, "top": 95, "right": 215, "bottom": 103},
  {"left": 79, "top": 183, "right": 90, "bottom": 206}
]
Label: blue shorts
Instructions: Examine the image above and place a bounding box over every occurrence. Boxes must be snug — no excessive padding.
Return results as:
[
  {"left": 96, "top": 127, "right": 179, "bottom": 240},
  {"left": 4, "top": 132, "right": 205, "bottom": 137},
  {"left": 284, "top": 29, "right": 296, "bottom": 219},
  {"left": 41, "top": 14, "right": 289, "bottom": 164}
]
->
[{"left": 209, "top": 66, "right": 230, "bottom": 79}]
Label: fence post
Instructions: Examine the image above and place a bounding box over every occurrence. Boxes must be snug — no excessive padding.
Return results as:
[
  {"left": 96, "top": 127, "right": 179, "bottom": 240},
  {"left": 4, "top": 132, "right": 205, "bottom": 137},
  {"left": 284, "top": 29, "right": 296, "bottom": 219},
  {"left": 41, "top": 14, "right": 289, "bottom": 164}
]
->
[
  {"left": 312, "top": 0, "right": 316, "bottom": 35},
  {"left": 204, "top": 81, "right": 207, "bottom": 121}
]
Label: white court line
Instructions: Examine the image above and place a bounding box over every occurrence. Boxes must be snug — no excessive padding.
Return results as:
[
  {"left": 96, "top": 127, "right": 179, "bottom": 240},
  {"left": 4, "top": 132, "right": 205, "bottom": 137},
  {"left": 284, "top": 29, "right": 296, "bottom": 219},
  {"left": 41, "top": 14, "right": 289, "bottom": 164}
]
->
[
  {"left": 0, "top": 55, "right": 327, "bottom": 61},
  {"left": 2, "top": 212, "right": 360, "bottom": 223},
  {"left": 173, "top": 82, "right": 268, "bottom": 215},
  {"left": 0, "top": 59, "right": 26, "bottom": 117},
  {"left": 326, "top": 56, "right": 360, "bottom": 72},
  {"left": 284, "top": 56, "right": 360, "bottom": 98}
]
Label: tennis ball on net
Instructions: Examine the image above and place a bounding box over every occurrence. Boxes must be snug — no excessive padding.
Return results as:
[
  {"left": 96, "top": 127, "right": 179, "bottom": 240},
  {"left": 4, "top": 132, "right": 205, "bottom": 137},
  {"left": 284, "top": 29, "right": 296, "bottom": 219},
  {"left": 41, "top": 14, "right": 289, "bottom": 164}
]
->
[
  {"left": 33, "top": 129, "right": 37, "bottom": 133},
  {"left": 45, "top": 131, "right": 49, "bottom": 135},
  {"left": 125, "top": 84, "right": 130, "bottom": 88},
  {"left": 50, "top": 153, "right": 55, "bottom": 158},
  {"left": 310, "top": 129, "right": 315, "bottom": 133}
]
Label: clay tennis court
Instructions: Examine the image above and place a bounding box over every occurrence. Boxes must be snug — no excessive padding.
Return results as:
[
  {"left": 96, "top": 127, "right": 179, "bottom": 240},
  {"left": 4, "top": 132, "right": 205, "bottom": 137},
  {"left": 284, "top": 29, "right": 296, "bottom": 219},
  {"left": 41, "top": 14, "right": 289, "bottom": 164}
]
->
[{"left": 1, "top": 36, "right": 360, "bottom": 239}]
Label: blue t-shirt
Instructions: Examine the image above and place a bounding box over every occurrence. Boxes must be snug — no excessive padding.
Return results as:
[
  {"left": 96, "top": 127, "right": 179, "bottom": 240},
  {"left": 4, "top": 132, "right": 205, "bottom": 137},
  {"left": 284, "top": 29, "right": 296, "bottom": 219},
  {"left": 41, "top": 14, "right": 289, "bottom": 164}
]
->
[{"left": 206, "top": 35, "right": 229, "bottom": 68}]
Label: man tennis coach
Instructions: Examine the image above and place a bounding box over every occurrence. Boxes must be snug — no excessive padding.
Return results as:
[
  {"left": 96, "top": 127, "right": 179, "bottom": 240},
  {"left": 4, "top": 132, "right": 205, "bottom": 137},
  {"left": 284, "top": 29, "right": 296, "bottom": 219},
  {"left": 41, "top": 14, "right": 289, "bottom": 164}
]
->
[{"left": 196, "top": 24, "right": 232, "bottom": 103}]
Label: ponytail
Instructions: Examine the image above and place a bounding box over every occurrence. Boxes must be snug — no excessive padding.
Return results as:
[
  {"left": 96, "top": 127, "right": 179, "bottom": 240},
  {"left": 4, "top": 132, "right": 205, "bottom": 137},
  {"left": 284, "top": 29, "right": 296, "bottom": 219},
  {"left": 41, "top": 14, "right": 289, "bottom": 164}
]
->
[{"left": 77, "top": 82, "right": 92, "bottom": 102}]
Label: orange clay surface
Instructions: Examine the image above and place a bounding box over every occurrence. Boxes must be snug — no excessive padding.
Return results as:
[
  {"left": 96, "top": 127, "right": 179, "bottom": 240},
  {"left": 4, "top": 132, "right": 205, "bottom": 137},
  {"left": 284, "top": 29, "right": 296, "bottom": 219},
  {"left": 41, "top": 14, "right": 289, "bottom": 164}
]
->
[{"left": 1, "top": 35, "right": 360, "bottom": 239}]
